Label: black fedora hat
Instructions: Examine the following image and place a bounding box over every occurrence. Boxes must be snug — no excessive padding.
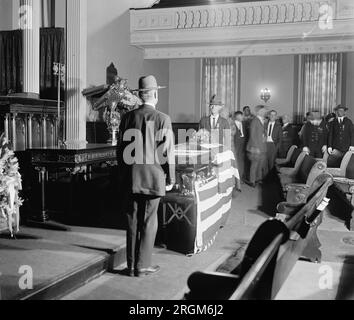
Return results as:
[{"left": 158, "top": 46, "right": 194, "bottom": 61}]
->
[{"left": 133, "top": 75, "right": 166, "bottom": 92}]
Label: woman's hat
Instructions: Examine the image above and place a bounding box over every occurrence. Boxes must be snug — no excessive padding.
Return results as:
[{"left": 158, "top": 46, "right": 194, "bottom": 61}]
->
[
  {"left": 133, "top": 75, "right": 166, "bottom": 92},
  {"left": 334, "top": 104, "right": 348, "bottom": 111}
]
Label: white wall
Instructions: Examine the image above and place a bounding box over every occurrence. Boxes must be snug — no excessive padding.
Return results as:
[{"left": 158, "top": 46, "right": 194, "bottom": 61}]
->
[
  {"left": 86, "top": 0, "right": 169, "bottom": 114},
  {"left": 240, "top": 55, "right": 296, "bottom": 118},
  {"left": 0, "top": 0, "right": 13, "bottom": 30},
  {"left": 168, "top": 59, "right": 201, "bottom": 123},
  {"left": 345, "top": 52, "right": 354, "bottom": 121},
  {"left": 167, "top": 55, "right": 296, "bottom": 123}
]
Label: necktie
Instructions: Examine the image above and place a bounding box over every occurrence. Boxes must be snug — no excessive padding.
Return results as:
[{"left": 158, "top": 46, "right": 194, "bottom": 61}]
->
[
  {"left": 213, "top": 117, "right": 216, "bottom": 129},
  {"left": 268, "top": 123, "right": 272, "bottom": 137}
]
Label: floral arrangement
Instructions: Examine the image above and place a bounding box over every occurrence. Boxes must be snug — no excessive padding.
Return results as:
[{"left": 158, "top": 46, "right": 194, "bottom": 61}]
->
[
  {"left": 100, "top": 76, "right": 142, "bottom": 145},
  {"left": 190, "top": 129, "right": 211, "bottom": 145},
  {"left": 0, "top": 134, "right": 23, "bottom": 237}
]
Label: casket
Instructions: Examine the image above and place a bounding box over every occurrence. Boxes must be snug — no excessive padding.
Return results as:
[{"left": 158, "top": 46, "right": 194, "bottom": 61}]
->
[{"left": 159, "top": 143, "right": 238, "bottom": 255}]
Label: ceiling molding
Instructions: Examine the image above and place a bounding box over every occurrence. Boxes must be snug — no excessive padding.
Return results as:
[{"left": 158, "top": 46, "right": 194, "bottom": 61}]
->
[
  {"left": 143, "top": 38, "right": 354, "bottom": 59},
  {"left": 130, "top": 0, "right": 354, "bottom": 59}
]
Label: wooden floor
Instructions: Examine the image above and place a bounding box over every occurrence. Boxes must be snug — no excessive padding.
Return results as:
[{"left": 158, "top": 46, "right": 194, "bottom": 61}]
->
[{"left": 1, "top": 183, "right": 354, "bottom": 300}]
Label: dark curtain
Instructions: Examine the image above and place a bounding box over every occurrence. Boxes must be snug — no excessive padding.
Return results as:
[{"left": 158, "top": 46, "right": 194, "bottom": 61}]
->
[
  {"left": 0, "top": 30, "right": 23, "bottom": 95},
  {"left": 40, "top": 27, "right": 65, "bottom": 100}
]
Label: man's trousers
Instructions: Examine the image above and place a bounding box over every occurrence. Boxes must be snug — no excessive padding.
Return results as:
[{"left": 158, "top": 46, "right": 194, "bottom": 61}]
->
[
  {"left": 248, "top": 152, "right": 266, "bottom": 185},
  {"left": 126, "top": 194, "right": 161, "bottom": 270}
]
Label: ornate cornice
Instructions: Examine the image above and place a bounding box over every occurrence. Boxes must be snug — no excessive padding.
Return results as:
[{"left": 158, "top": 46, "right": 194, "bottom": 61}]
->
[{"left": 130, "top": 0, "right": 354, "bottom": 58}]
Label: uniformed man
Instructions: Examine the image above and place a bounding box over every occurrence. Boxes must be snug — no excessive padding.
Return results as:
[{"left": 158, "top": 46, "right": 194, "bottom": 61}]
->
[
  {"left": 327, "top": 105, "right": 354, "bottom": 167},
  {"left": 118, "top": 75, "right": 175, "bottom": 277},
  {"left": 302, "top": 111, "right": 328, "bottom": 158}
]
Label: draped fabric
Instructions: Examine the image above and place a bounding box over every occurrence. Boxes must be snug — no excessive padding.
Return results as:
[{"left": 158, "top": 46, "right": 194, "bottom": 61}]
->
[
  {"left": 0, "top": 28, "right": 64, "bottom": 99},
  {"left": 0, "top": 30, "right": 23, "bottom": 95},
  {"left": 40, "top": 27, "right": 65, "bottom": 100},
  {"left": 201, "top": 58, "right": 239, "bottom": 117},
  {"left": 296, "top": 53, "right": 340, "bottom": 123}
]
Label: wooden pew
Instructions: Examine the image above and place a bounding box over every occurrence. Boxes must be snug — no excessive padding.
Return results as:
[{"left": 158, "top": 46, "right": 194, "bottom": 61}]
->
[
  {"left": 185, "top": 174, "right": 333, "bottom": 300},
  {"left": 278, "top": 154, "right": 327, "bottom": 200},
  {"left": 323, "top": 151, "right": 354, "bottom": 230},
  {"left": 276, "top": 145, "right": 298, "bottom": 166},
  {"left": 277, "top": 151, "right": 307, "bottom": 183}
]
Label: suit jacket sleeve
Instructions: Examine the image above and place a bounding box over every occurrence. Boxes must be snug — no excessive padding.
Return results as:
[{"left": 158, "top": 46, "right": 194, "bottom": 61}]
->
[
  {"left": 323, "top": 124, "right": 328, "bottom": 147},
  {"left": 160, "top": 116, "right": 176, "bottom": 185},
  {"left": 276, "top": 124, "right": 283, "bottom": 149},
  {"left": 328, "top": 121, "right": 333, "bottom": 149},
  {"left": 247, "top": 119, "right": 260, "bottom": 153},
  {"left": 350, "top": 120, "right": 354, "bottom": 147},
  {"left": 302, "top": 123, "right": 310, "bottom": 148}
]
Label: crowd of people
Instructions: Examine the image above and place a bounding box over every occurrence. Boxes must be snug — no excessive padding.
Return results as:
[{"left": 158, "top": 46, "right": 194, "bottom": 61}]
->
[{"left": 200, "top": 98, "right": 354, "bottom": 189}]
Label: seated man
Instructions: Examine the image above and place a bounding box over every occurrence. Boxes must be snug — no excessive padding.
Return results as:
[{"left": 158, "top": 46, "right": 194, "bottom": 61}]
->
[
  {"left": 327, "top": 105, "right": 354, "bottom": 167},
  {"left": 302, "top": 111, "right": 327, "bottom": 158},
  {"left": 278, "top": 115, "right": 297, "bottom": 159}
]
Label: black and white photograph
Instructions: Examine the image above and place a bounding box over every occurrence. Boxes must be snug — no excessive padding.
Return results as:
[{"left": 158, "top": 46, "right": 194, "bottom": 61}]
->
[{"left": 0, "top": 0, "right": 354, "bottom": 307}]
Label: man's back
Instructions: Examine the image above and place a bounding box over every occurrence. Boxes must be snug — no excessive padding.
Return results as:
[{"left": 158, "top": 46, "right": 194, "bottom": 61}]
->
[
  {"left": 118, "top": 104, "right": 175, "bottom": 197},
  {"left": 247, "top": 117, "right": 266, "bottom": 153}
]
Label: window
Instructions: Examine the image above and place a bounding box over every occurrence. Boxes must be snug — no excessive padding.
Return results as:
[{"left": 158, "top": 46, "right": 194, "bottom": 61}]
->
[
  {"left": 201, "top": 57, "right": 239, "bottom": 117},
  {"left": 296, "top": 53, "right": 341, "bottom": 122}
]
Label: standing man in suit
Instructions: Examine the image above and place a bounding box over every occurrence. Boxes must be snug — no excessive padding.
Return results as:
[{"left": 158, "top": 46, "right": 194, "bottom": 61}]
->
[
  {"left": 278, "top": 115, "right": 297, "bottom": 158},
  {"left": 118, "top": 75, "right": 175, "bottom": 277},
  {"left": 265, "top": 110, "right": 283, "bottom": 173},
  {"left": 234, "top": 111, "right": 247, "bottom": 181},
  {"left": 328, "top": 105, "right": 354, "bottom": 167},
  {"left": 199, "top": 95, "right": 231, "bottom": 147},
  {"left": 246, "top": 105, "right": 267, "bottom": 188},
  {"left": 302, "top": 111, "right": 328, "bottom": 158}
]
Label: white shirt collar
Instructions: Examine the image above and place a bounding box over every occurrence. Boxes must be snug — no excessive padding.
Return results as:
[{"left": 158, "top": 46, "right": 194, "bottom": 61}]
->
[
  {"left": 257, "top": 115, "right": 264, "bottom": 124},
  {"left": 144, "top": 102, "right": 156, "bottom": 108},
  {"left": 211, "top": 114, "right": 219, "bottom": 120}
]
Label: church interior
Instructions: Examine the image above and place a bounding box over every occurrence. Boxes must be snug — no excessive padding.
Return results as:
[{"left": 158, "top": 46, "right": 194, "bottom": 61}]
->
[{"left": 1, "top": 0, "right": 354, "bottom": 302}]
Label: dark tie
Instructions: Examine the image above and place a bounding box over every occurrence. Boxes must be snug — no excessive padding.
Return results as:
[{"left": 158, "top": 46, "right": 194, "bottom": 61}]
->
[
  {"left": 268, "top": 123, "right": 272, "bottom": 137},
  {"left": 213, "top": 118, "right": 216, "bottom": 129}
]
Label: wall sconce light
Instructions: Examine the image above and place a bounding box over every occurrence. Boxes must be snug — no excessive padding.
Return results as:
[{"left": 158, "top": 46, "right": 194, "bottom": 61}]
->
[{"left": 260, "top": 88, "right": 271, "bottom": 103}]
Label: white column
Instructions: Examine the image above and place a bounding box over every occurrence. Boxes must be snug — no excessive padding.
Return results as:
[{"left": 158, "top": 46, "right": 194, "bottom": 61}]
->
[
  {"left": 20, "top": 0, "right": 41, "bottom": 97},
  {"left": 65, "top": 0, "right": 87, "bottom": 146}
]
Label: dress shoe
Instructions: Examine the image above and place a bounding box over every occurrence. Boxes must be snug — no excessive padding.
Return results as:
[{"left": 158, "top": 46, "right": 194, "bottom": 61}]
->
[
  {"left": 124, "top": 268, "right": 135, "bottom": 277},
  {"left": 135, "top": 265, "right": 160, "bottom": 277},
  {"left": 244, "top": 180, "right": 256, "bottom": 188}
]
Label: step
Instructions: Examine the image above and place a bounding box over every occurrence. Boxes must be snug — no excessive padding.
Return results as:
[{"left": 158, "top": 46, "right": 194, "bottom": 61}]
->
[{"left": 0, "top": 226, "right": 126, "bottom": 300}]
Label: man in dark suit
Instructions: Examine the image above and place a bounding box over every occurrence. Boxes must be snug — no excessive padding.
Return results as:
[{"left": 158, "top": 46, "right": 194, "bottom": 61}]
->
[
  {"left": 302, "top": 111, "right": 328, "bottom": 158},
  {"left": 246, "top": 105, "right": 267, "bottom": 187},
  {"left": 233, "top": 111, "right": 247, "bottom": 181},
  {"left": 328, "top": 105, "right": 354, "bottom": 167},
  {"left": 278, "top": 115, "right": 297, "bottom": 158},
  {"left": 199, "top": 95, "right": 231, "bottom": 148},
  {"left": 118, "top": 75, "right": 175, "bottom": 277},
  {"left": 265, "top": 110, "right": 283, "bottom": 173}
]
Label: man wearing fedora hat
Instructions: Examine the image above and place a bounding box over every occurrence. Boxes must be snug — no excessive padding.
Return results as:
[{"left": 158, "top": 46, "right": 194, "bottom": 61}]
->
[
  {"left": 327, "top": 104, "right": 354, "bottom": 167},
  {"left": 118, "top": 75, "right": 175, "bottom": 277},
  {"left": 199, "top": 95, "right": 230, "bottom": 146}
]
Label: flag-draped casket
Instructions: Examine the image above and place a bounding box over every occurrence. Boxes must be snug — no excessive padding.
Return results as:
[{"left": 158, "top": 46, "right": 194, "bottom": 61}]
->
[{"left": 159, "top": 143, "right": 239, "bottom": 255}]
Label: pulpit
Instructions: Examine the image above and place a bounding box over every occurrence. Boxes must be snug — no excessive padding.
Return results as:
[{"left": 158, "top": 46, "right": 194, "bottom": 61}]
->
[{"left": 0, "top": 96, "right": 64, "bottom": 151}]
